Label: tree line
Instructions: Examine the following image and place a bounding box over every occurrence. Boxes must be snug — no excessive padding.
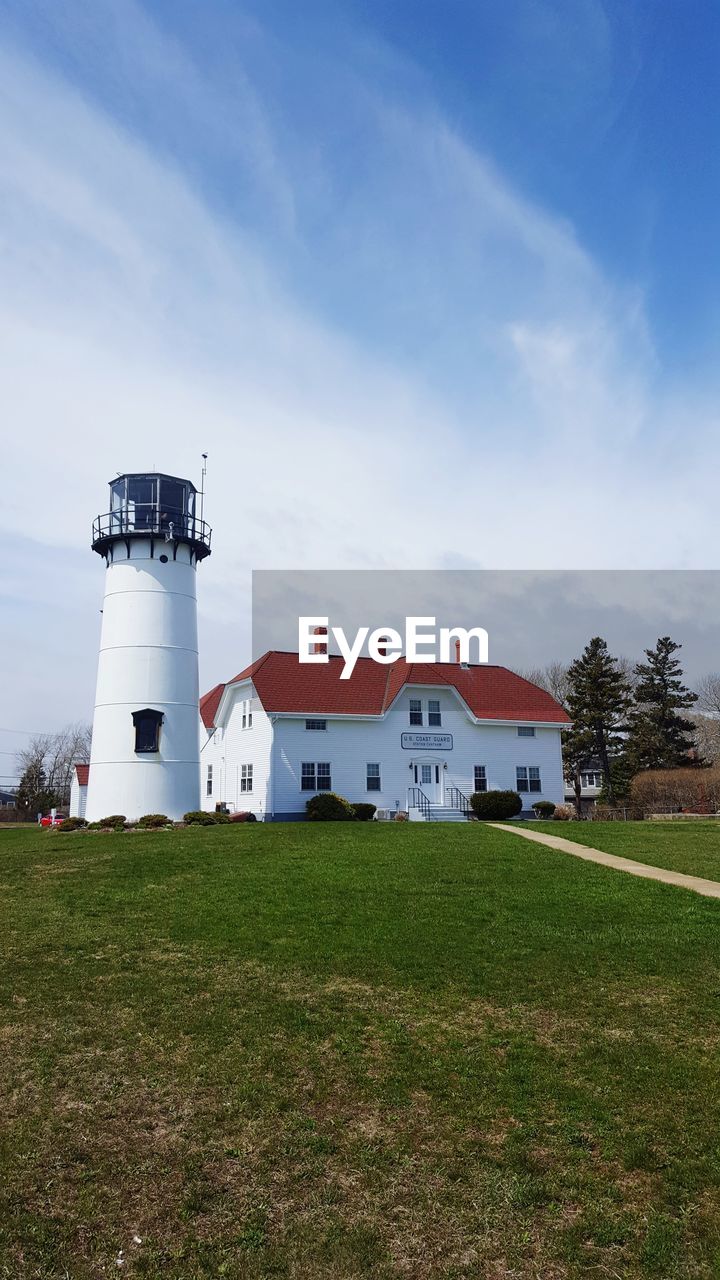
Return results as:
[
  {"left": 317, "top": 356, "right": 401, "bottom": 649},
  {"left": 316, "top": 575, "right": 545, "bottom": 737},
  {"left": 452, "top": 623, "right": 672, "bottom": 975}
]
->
[
  {"left": 14, "top": 724, "right": 92, "bottom": 816},
  {"left": 519, "top": 636, "right": 717, "bottom": 813}
]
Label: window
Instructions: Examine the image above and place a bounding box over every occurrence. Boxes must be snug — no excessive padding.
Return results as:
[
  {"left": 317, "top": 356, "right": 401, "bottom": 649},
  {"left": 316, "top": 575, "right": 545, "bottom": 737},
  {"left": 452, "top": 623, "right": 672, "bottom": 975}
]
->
[
  {"left": 305, "top": 719, "right": 327, "bottom": 731},
  {"left": 366, "top": 763, "right": 381, "bottom": 791},
  {"left": 206, "top": 764, "right": 213, "bottom": 797},
  {"left": 241, "top": 699, "right": 253, "bottom": 730},
  {"left": 409, "top": 698, "right": 423, "bottom": 726},
  {"left": 474, "top": 765, "right": 487, "bottom": 793},
  {"left": 240, "top": 764, "right": 253, "bottom": 793},
  {"left": 420, "top": 764, "right": 433, "bottom": 786},
  {"left": 132, "top": 708, "right": 163, "bottom": 754},
  {"left": 518, "top": 726, "right": 536, "bottom": 738},
  {"left": 581, "top": 772, "right": 602, "bottom": 788},
  {"left": 301, "top": 762, "right": 332, "bottom": 791},
  {"left": 517, "top": 766, "right": 541, "bottom": 794},
  {"left": 428, "top": 699, "right": 441, "bottom": 727}
]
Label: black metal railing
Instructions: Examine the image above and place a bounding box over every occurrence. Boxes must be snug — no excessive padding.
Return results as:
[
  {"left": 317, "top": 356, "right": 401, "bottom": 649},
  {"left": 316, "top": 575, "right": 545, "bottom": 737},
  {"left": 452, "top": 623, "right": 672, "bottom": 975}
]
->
[
  {"left": 92, "top": 505, "right": 212, "bottom": 558},
  {"left": 445, "top": 784, "right": 472, "bottom": 816},
  {"left": 408, "top": 787, "right": 436, "bottom": 820}
]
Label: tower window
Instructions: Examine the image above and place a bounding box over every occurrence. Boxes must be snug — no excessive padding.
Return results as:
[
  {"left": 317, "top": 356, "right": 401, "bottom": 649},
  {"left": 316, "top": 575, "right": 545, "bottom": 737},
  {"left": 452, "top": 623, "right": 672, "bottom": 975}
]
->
[{"left": 132, "top": 708, "right": 164, "bottom": 754}]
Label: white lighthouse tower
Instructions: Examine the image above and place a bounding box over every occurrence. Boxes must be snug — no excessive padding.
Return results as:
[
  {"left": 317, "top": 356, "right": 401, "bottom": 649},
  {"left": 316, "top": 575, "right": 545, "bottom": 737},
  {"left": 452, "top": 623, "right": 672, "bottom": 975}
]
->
[{"left": 85, "top": 472, "right": 211, "bottom": 823}]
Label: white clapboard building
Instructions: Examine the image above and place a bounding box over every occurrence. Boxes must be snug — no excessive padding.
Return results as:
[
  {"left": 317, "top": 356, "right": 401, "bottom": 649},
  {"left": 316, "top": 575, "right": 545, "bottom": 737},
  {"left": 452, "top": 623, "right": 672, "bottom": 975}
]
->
[{"left": 199, "top": 651, "right": 569, "bottom": 821}]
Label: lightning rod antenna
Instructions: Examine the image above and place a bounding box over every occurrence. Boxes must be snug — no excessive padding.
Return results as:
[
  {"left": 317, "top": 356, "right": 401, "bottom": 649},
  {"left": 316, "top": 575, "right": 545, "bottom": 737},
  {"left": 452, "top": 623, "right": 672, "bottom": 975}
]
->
[{"left": 200, "top": 453, "right": 208, "bottom": 525}]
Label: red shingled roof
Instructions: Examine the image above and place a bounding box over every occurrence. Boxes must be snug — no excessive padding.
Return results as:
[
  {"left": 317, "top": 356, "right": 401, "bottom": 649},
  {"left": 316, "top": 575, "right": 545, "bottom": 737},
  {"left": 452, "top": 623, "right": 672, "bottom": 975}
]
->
[
  {"left": 74, "top": 763, "right": 90, "bottom": 786},
  {"left": 201, "top": 652, "right": 569, "bottom": 726},
  {"left": 200, "top": 682, "right": 226, "bottom": 729}
]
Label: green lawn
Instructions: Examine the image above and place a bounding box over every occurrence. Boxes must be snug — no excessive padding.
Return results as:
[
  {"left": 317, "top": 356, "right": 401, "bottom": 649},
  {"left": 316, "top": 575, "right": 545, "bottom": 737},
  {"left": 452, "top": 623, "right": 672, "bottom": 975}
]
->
[
  {"left": 2, "top": 822, "right": 720, "bottom": 1279},
  {"left": 528, "top": 818, "right": 720, "bottom": 881}
]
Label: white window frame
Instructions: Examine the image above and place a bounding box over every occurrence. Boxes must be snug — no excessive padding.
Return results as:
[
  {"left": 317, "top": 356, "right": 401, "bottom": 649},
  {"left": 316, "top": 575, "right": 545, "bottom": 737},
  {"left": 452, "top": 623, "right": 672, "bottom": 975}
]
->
[
  {"left": 240, "top": 763, "right": 253, "bottom": 793},
  {"left": 366, "top": 763, "right": 381, "bottom": 792},
  {"left": 517, "top": 726, "right": 536, "bottom": 738},
  {"left": 428, "top": 699, "right": 441, "bottom": 727},
  {"left": 206, "top": 764, "right": 213, "bottom": 797},
  {"left": 305, "top": 719, "right": 327, "bottom": 731},
  {"left": 409, "top": 698, "right": 423, "bottom": 726},
  {"left": 517, "top": 765, "right": 541, "bottom": 794},
  {"left": 301, "top": 762, "right": 332, "bottom": 792},
  {"left": 474, "top": 765, "right": 487, "bottom": 793}
]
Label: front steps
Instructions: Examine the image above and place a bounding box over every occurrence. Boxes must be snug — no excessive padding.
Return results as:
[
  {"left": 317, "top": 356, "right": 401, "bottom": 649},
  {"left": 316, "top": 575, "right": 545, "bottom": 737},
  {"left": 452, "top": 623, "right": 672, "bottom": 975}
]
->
[{"left": 427, "top": 806, "right": 469, "bottom": 823}]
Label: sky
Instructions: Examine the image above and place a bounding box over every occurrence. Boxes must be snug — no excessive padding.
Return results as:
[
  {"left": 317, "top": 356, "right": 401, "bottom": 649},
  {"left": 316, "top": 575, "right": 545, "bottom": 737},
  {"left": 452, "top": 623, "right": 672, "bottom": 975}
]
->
[{"left": 1, "top": 0, "right": 719, "bottom": 776}]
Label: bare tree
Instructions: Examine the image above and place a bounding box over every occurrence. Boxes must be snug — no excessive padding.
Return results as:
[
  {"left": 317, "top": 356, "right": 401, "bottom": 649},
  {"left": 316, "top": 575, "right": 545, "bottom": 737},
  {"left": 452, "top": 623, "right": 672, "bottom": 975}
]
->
[
  {"left": 696, "top": 673, "right": 720, "bottom": 720},
  {"left": 17, "top": 723, "right": 92, "bottom": 810},
  {"left": 691, "top": 714, "right": 720, "bottom": 765},
  {"left": 514, "top": 662, "right": 570, "bottom": 708}
]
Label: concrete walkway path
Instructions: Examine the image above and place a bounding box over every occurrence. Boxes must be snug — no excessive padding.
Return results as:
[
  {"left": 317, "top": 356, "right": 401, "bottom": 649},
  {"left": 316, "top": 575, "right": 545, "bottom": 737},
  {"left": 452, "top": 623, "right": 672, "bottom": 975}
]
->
[{"left": 489, "top": 823, "right": 720, "bottom": 900}]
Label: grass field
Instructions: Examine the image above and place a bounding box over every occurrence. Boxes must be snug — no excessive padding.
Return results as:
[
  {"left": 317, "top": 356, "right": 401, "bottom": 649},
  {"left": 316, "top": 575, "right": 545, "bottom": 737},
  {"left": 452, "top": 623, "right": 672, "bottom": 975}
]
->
[
  {"left": 528, "top": 819, "right": 720, "bottom": 881},
  {"left": 2, "top": 821, "right": 720, "bottom": 1279}
]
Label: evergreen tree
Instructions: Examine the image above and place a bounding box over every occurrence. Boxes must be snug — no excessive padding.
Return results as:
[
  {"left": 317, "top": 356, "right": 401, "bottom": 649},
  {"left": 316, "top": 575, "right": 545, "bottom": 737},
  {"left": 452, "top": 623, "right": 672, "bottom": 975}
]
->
[
  {"left": 565, "top": 637, "right": 632, "bottom": 807},
  {"left": 16, "top": 760, "right": 56, "bottom": 818},
  {"left": 627, "top": 636, "right": 698, "bottom": 771}
]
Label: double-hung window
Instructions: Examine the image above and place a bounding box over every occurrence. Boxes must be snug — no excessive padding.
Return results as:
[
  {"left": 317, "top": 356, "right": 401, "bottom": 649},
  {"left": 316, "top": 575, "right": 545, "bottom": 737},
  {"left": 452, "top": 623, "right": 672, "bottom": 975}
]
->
[
  {"left": 474, "top": 765, "right": 487, "bottom": 793},
  {"left": 366, "top": 763, "right": 381, "bottom": 792},
  {"left": 516, "top": 766, "right": 541, "bottom": 793},
  {"left": 409, "top": 699, "right": 423, "bottom": 726},
  {"left": 301, "top": 762, "right": 332, "bottom": 791},
  {"left": 428, "top": 699, "right": 441, "bottom": 727},
  {"left": 240, "top": 764, "right": 253, "bottom": 793},
  {"left": 206, "top": 764, "right": 213, "bottom": 797}
]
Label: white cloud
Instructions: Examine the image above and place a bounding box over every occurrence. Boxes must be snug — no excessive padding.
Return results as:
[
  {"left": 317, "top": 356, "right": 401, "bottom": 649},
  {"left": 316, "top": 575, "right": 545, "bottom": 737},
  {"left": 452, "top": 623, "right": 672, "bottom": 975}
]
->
[{"left": 0, "top": 17, "right": 718, "bottom": 731}]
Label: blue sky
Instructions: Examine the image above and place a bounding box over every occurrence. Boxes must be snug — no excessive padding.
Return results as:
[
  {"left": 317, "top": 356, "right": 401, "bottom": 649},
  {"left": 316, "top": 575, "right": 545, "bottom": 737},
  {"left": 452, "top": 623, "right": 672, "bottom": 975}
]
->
[{"left": 1, "top": 0, "right": 719, "bottom": 750}]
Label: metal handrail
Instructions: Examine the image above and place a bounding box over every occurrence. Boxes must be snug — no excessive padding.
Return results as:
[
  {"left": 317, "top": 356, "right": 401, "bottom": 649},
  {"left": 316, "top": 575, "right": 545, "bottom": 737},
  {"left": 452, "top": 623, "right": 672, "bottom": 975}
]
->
[
  {"left": 445, "top": 784, "right": 472, "bottom": 815},
  {"left": 92, "top": 506, "right": 212, "bottom": 555},
  {"left": 408, "top": 786, "right": 436, "bottom": 820}
]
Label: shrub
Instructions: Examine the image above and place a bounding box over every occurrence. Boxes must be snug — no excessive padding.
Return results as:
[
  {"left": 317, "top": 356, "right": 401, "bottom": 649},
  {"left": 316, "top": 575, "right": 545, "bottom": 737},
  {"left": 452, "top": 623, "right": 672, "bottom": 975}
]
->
[
  {"left": 552, "top": 804, "right": 575, "bottom": 821},
  {"left": 532, "top": 801, "right": 556, "bottom": 818},
  {"left": 394, "top": 811, "right": 409, "bottom": 822},
  {"left": 306, "top": 792, "right": 356, "bottom": 821},
  {"left": 98, "top": 815, "right": 127, "bottom": 827},
  {"left": 630, "top": 767, "right": 720, "bottom": 815},
  {"left": 184, "top": 810, "right": 217, "bottom": 825},
  {"left": 58, "top": 817, "right": 87, "bottom": 832},
  {"left": 137, "top": 813, "right": 171, "bottom": 828},
  {"left": 352, "top": 803, "right": 377, "bottom": 822},
  {"left": 229, "top": 811, "right": 258, "bottom": 823},
  {"left": 470, "top": 790, "right": 523, "bottom": 820}
]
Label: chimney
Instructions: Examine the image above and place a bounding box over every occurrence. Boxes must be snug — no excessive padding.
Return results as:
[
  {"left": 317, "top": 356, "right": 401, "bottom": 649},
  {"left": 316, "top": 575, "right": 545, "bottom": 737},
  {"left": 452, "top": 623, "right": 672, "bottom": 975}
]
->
[
  {"left": 454, "top": 637, "right": 461, "bottom": 664},
  {"left": 312, "top": 625, "right": 327, "bottom": 656},
  {"left": 378, "top": 635, "right": 390, "bottom": 658}
]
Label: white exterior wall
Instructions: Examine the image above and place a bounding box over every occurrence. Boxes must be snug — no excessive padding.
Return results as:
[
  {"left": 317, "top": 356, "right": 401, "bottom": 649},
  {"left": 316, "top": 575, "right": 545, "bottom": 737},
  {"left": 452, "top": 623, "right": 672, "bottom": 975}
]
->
[
  {"left": 85, "top": 539, "right": 201, "bottom": 823},
  {"left": 69, "top": 776, "right": 87, "bottom": 819},
  {"left": 206, "top": 679, "right": 565, "bottom": 820},
  {"left": 272, "top": 685, "right": 564, "bottom": 817},
  {"left": 200, "top": 684, "right": 273, "bottom": 816}
]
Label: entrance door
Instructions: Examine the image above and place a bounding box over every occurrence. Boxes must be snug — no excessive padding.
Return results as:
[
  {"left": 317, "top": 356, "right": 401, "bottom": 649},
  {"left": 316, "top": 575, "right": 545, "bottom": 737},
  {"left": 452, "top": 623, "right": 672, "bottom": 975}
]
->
[{"left": 413, "top": 761, "right": 442, "bottom": 804}]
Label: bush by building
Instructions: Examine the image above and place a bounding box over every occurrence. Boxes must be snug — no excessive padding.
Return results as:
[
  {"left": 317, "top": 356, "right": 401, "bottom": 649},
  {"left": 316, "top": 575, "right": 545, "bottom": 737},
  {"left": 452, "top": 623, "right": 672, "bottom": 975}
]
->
[
  {"left": 306, "top": 792, "right": 356, "bottom": 821},
  {"left": 352, "top": 803, "right": 377, "bottom": 822},
  {"left": 532, "top": 801, "right": 556, "bottom": 818},
  {"left": 136, "top": 814, "right": 171, "bottom": 828},
  {"left": 470, "top": 790, "right": 523, "bottom": 820}
]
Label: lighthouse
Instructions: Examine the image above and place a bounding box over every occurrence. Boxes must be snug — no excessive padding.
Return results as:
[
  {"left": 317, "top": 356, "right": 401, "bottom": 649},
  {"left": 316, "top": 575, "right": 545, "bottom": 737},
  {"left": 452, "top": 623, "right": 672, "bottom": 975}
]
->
[{"left": 85, "top": 473, "right": 211, "bottom": 823}]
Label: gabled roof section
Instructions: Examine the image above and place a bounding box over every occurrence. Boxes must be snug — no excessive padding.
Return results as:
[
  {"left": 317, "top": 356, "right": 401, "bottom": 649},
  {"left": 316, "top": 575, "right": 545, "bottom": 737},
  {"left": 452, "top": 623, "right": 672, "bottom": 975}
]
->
[
  {"left": 74, "top": 763, "right": 90, "bottom": 786},
  {"left": 200, "top": 682, "right": 226, "bottom": 729},
  {"left": 205, "top": 651, "right": 570, "bottom": 725}
]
